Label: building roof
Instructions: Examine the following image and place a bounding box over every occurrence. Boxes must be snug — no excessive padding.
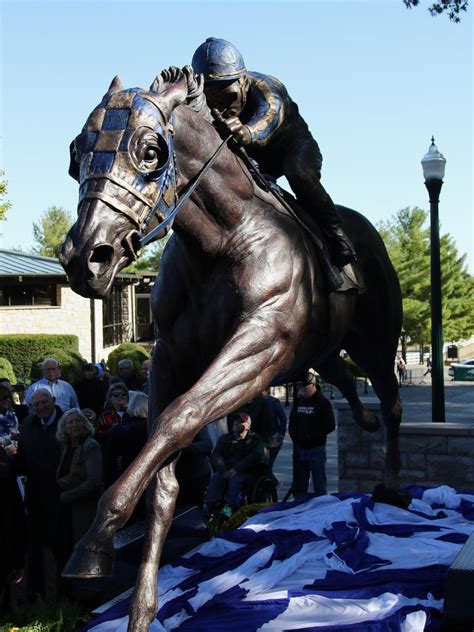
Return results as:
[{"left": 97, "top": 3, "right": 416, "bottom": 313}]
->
[
  {"left": 0, "top": 249, "right": 138, "bottom": 281},
  {"left": 0, "top": 249, "right": 65, "bottom": 276}
]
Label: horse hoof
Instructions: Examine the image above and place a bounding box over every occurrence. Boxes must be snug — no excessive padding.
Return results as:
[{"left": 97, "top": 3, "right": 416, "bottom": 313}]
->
[{"left": 62, "top": 540, "right": 115, "bottom": 579}]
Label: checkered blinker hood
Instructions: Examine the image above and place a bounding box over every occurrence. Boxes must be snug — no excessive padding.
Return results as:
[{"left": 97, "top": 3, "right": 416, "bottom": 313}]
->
[{"left": 68, "top": 77, "right": 177, "bottom": 254}]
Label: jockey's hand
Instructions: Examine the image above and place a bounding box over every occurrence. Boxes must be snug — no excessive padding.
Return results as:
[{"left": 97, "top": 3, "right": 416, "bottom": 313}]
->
[{"left": 225, "top": 117, "right": 252, "bottom": 145}]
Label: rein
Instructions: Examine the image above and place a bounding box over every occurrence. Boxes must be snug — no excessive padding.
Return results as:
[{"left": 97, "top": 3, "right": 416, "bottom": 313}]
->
[{"left": 139, "top": 133, "right": 232, "bottom": 249}]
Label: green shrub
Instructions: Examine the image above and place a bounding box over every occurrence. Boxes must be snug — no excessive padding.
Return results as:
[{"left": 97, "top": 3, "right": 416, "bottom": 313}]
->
[
  {"left": 222, "top": 503, "right": 269, "bottom": 532},
  {"left": 30, "top": 349, "right": 85, "bottom": 385},
  {"left": 0, "top": 357, "right": 16, "bottom": 383},
  {"left": 0, "top": 335, "right": 79, "bottom": 384},
  {"left": 0, "top": 597, "right": 89, "bottom": 631},
  {"left": 107, "top": 342, "right": 150, "bottom": 375}
]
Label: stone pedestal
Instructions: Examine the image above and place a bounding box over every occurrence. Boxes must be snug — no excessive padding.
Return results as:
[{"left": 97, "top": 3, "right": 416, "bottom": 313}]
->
[{"left": 335, "top": 398, "right": 474, "bottom": 492}]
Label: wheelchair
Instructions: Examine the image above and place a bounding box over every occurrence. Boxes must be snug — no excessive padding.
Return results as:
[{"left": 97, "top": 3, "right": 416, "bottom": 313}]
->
[
  {"left": 205, "top": 462, "right": 278, "bottom": 534},
  {"left": 241, "top": 461, "right": 278, "bottom": 505}
]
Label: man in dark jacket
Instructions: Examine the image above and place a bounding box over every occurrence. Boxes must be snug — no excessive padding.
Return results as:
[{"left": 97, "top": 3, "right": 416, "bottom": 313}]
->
[
  {"left": 11, "top": 388, "right": 62, "bottom": 600},
  {"left": 0, "top": 457, "right": 26, "bottom": 610},
  {"left": 204, "top": 413, "right": 264, "bottom": 517},
  {"left": 74, "top": 363, "right": 107, "bottom": 417},
  {"left": 261, "top": 387, "right": 287, "bottom": 468},
  {"left": 289, "top": 375, "right": 335, "bottom": 496}
]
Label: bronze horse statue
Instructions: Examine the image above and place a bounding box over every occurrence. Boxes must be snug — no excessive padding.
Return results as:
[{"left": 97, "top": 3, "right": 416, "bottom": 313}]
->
[{"left": 59, "top": 66, "right": 403, "bottom": 631}]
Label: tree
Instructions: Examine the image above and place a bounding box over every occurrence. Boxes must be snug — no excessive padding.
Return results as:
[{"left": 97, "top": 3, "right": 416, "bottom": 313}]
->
[
  {"left": 32, "top": 206, "right": 73, "bottom": 258},
  {"left": 378, "top": 206, "right": 474, "bottom": 344},
  {"left": 124, "top": 233, "right": 171, "bottom": 274},
  {"left": 0, "top": 169, "right": 12, "bottom": 221},
  {"left": 403, "top": 0, "right": 469, "bottom": 22}
]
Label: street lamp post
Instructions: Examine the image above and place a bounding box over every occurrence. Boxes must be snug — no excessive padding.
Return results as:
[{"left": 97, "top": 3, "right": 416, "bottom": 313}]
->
[{"left": 421, "top": 137, "right": 446, "bottom": 423}]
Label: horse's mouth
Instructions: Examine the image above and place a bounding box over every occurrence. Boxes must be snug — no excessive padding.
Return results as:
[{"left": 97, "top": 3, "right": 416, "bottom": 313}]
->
[{"left": 61, "top": 245, "right": 130, "bottom": 299}]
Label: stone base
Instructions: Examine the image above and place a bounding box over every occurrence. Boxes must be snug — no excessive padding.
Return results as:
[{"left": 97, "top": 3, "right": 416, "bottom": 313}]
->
[{"left": 336, "top": 398, "right": 474, "bottom": 492}]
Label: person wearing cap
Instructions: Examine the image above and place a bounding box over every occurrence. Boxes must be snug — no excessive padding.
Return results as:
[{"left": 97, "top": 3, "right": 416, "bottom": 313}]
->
[
  {"left": 289, "top": 372, "right": 335, "bottom": 496},
  {"left": 203, "top": 412, "right": 264, "bottom": 518},
  {"left": 191, "top": 37, "right": 356, "bottom": 268}
]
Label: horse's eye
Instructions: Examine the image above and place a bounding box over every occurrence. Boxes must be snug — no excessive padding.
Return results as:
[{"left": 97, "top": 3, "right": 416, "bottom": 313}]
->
[{"left": 144, "top": 146, "right": 158, "bottom": 162}]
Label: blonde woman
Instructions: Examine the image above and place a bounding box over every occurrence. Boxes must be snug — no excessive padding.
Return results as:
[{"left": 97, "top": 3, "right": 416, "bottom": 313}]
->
[{"left": 56, "top": 408, "right": 102, "bottom": 566}]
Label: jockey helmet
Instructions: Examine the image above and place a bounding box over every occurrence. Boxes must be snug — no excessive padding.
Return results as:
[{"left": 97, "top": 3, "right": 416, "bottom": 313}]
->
[{"left": 192, "top": 37, "right": 247, "bottom": 82}]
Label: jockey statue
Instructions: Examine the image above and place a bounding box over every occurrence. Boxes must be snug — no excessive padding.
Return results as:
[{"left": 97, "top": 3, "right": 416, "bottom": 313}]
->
[{"left": 192, "top": 37, "right": 356, "bottom": 267}]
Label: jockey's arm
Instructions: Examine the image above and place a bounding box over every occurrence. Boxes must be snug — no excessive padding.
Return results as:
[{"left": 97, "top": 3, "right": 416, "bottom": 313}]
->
[
  {"left": 221, "top": 75, "right": 287, "bottom": 148},
  {"left": 243, "top": 74, "right": 286, "bottom": 147}
]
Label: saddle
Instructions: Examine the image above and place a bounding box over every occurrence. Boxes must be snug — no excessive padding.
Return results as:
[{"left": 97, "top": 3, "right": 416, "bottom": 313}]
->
[{"left": 240, "top": 152, "right": 364, "bottom": 294}]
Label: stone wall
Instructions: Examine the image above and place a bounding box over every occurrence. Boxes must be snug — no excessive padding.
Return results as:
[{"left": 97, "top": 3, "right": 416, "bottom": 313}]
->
[
  {"left": 0, "top": 286, "right": 104, "bottom": 361},
  {"left": 336, "top": 398, "right": 474, "bottom": 492}
]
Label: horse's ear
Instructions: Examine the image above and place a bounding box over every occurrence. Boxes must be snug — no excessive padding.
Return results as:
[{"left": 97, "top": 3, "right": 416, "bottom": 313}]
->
[
  {"left": 105, "top": 75, "right": 123, "bottom": 96},
  {"left": 148, "top": 67, "right": 188, "bottom": 123},
  {"left": 150, "top": 75, "right": 162, "bottom": 93}
]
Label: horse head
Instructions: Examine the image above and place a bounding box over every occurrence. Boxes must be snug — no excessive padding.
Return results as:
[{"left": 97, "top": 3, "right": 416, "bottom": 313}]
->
[{"left": 60, "top": 66, "right": 209, "bottom": 298}]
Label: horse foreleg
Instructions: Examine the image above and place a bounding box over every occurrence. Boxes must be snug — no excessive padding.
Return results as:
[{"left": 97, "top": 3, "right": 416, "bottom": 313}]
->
[
  {"left": 128, "top": 459, "right": 179, "bottom": 632},
  {"left": 63, "top": 310, "right": 292, "bottom": 580}
]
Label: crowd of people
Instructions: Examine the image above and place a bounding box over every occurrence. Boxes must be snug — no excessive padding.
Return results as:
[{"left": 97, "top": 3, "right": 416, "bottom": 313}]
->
[{"left": 0, "top": 356, "right": 336, "bottom": 611}]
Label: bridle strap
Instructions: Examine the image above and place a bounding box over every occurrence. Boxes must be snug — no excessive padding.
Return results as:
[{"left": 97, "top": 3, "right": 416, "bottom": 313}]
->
[
  {"left": 139, "top": 133, "right": 232, "bottom": 248},
  {"left": 81, "top": 191, "right": 144, "bottom": 227},
  {"left": 82, "top": 173, "right": 155, "bottom": 209}
]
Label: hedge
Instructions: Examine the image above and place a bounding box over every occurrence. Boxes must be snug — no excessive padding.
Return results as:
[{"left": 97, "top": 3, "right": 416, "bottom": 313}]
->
[
  {"left": 0, "top": 597, "right": 89, "bottom": 632},
  {"left": 30, "top": 349, "right": 85, "bottom": 386},
  {"left": 107, "top": 342, "right": 150, "bottom": 375},
  {"left": 0, "top": 357, "right": 16, "bottom": 383},
  {"left": 0, "top": 334, "right": 80, "bottom": 384}
]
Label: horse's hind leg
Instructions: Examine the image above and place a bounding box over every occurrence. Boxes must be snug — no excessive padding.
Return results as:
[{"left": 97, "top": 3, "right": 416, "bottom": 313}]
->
[
  {"left": 344, "top": 334, "right": 402, "bottom": 488},
  {"left": 316, "top": 354, "right": 381, "bottom": 433},
  {"left": 128, "top": 459, "right": 179, "bottom": 632}
]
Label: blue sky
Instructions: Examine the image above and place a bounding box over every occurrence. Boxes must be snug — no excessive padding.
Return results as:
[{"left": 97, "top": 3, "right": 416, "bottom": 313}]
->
[{"left": 1, "top": 0, "right": 472, "bottom": 270}]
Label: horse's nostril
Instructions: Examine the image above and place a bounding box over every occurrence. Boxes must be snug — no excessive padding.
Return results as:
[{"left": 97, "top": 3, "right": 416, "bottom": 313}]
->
[{"left": 89, "top": 244, "right": 114, "bottom": 265}]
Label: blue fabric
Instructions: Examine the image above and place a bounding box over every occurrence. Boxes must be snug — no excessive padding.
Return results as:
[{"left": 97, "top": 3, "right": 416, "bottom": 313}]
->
[
  {"left": 352, "top": 497, "right": 444, "bottom": 536},
  {"left": 324, "top": 521, "right": 390, "bottom": 572},
  {"left": 288, "top": 605, "right": 442, "bottom": 632},
  {"left": 81, "top": 486, "right": 474, "bottom": 632},
  {"left": 304, "top": 565, "right": 448, "bottom": 599}
]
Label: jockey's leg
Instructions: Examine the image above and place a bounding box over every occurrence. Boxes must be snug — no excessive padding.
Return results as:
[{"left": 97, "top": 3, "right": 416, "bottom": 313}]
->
[{"left": 283, "top": 138, "right": 356, "bottom": 266}]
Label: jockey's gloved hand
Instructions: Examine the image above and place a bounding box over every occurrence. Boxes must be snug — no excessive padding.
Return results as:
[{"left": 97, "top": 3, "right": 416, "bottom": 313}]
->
[
  {"left": 211, "top": 109, "right": 251, "bottom": 146},
  {"left": 224, "top": 117, "right": 252, "bottom": 146}
]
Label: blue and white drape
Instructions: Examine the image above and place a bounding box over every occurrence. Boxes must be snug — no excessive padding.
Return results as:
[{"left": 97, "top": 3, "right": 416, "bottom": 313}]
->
[{"left": 84, "top": 485, "right": 474, "bottom": 631}]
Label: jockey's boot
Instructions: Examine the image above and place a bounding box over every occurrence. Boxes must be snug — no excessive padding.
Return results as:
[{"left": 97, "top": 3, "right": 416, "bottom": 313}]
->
[{"left": 329, "top": 227, "right": 357, "bottom": 268}]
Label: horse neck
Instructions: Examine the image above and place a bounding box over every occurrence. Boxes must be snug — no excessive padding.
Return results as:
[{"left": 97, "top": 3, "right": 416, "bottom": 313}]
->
[{"left": 170, "top": 105, "right": 254, "bottom": 256}]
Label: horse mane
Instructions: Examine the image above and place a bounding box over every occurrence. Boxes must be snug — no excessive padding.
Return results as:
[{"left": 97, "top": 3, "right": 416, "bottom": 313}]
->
[{"left": 149, "top": 65, "right": 213, "bottom": 124}]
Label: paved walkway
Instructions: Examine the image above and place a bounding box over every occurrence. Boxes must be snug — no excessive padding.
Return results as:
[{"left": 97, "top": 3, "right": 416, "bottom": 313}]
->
[{"left": 271, "top": 371, "right": 474, "bottom": 497}]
